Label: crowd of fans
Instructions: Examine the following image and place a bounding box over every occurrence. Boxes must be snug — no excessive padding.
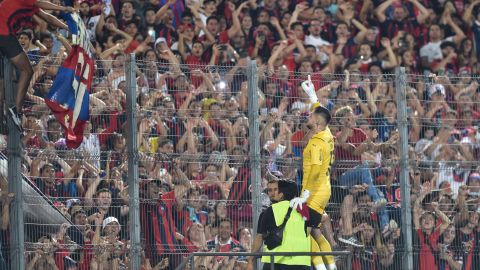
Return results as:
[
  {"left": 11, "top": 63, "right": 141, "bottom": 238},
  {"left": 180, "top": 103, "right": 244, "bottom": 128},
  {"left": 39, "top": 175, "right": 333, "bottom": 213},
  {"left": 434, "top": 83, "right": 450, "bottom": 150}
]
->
[{"left": 0, "top": 0, "right": 480, "bottom": 269}]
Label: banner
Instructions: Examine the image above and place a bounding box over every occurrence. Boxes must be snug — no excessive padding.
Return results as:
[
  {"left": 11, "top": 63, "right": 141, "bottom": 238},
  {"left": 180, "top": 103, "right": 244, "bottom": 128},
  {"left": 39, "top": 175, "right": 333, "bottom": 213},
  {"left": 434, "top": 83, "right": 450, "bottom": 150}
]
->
[{"left": 45, "top": 13, "right": 94, "bottom": 149}]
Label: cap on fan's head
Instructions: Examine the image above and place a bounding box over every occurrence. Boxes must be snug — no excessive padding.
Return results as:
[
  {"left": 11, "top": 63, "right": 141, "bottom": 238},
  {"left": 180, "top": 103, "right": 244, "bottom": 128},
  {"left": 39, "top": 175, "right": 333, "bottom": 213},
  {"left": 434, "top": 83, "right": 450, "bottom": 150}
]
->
[
  {"left": 154, "top": 37, "right": 167, "bottom": 48},
  {"left": 312, "top": 104, "right": 331, "bottom": 124},
  {"left": 102, "top": 216, "right": 120, "bottom": 230}
]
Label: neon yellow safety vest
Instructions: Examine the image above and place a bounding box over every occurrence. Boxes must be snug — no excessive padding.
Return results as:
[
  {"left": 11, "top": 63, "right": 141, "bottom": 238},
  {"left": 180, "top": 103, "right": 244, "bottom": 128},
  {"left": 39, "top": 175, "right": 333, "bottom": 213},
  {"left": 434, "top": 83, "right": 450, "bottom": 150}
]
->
[{"left": 261, "top": 201, "right": 311, "bottom": 266}]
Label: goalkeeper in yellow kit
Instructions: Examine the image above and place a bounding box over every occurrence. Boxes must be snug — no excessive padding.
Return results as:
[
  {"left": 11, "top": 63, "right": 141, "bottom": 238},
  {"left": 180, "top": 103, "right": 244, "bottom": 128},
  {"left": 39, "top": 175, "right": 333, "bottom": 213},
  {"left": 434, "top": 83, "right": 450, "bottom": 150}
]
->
[{"left": 290, "top": 76, "right": 336, "bottom": 270}]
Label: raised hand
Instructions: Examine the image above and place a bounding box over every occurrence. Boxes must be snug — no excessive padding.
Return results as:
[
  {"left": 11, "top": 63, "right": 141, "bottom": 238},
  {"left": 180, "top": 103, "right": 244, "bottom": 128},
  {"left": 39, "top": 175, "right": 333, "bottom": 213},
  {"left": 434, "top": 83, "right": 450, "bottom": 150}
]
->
[
  {"left": 337, "top": 36, "right": 348, "bottom": 45},
  {"left": 279, "top": 39, "right": 289, "bottom": 48},
  {"left": 93, "top": 212, "right": 105, "bottom": 227},
  {"left": 294, "top": 2, "right": 309, "bottom": 13},
  {"left": 301, "top": 75, "right": 318, "bottom": 103},
  {"left": 57, "top": 223, "right": 69, "bottom": 237},
  {"left": 270, "top": 16, "right": 280, "bottom": 27},
  {"left": 227, "top": 1, "right": 236, "bottom": 11},
  {"left": 380, "top": 38, "right": 391, "bottom": 48},
  {"left": 369, "top": 129, "right": 379, "bottom": 141},
  {"left": 187, "top": 0, "right": 200, "bottom": 11},
  {"left": 106, "top": 22, "right": 117, "bottom": 32},
  {"left": 421, "top": 181, "right": 434, "bottom": 194},
  {"left": 330, "top": 80, "right": 341, "bottom": 89}
]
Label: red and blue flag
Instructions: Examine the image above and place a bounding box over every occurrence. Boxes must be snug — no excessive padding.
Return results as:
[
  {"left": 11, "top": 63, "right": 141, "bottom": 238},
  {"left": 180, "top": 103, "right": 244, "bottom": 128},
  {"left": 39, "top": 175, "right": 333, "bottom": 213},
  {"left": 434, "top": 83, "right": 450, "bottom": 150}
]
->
[{"left": 45, "top": 13, "right": 94, "bottom": 149}]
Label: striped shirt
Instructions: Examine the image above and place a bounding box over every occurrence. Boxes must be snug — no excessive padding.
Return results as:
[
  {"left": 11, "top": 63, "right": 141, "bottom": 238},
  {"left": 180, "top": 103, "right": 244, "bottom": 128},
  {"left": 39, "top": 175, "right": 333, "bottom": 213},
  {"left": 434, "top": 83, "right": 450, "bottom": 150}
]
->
[{"left": 141, "top": 191, "right": 179, "bottom": 264}]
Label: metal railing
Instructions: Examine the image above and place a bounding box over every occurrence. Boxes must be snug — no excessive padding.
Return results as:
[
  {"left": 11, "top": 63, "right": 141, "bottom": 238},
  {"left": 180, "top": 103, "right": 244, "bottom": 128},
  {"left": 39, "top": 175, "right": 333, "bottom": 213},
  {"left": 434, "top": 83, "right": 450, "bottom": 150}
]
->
[{"left": 175, "top": 251, "right": 353, "bottom": 270}]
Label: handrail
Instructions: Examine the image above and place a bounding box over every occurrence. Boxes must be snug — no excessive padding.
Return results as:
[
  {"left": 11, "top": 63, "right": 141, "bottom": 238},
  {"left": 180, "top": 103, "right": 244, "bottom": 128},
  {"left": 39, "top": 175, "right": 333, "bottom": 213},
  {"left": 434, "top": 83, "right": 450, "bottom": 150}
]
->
[{"left": 175, "top": 251, "right": 352, "bottom": 270}]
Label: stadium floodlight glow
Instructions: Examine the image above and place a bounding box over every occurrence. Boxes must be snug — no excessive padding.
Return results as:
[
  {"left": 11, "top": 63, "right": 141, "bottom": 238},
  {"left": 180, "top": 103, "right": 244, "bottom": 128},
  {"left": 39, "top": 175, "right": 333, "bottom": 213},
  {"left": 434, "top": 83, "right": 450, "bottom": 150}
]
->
[{"left": 217, "top": 81, "right": 226, "bottom": 90}]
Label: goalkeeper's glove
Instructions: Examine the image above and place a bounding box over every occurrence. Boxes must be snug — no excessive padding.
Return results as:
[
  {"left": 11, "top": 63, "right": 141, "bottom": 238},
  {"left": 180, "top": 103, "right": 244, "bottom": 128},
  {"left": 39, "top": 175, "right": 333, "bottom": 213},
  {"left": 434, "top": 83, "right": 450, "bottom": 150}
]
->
[
  {"left": 289, "top": 189, "right": 310, "bottom": 210},
  {"left": 301, "top": 75, "right": 318, "bottom": 104}
]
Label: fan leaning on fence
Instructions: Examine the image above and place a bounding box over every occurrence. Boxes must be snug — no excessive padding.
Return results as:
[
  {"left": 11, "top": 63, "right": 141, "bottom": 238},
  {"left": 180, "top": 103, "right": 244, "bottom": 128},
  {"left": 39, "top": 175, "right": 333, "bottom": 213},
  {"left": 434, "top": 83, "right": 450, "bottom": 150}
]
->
[
  {"left": 0, "top": 0, "right": 75, "bottom": 133},
  {"left": 289, "top": 75, "right": 337, "bottom": 270}
]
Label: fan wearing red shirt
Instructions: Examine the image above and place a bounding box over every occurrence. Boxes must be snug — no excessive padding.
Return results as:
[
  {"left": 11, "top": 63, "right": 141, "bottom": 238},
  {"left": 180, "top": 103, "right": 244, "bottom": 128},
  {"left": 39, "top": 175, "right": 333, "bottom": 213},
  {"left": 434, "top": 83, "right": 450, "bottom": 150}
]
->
[
  {"left": 0, "top": 0, "right": 74, "bottom": 132},
  {"left": 206, "top": 218, "right": 246, "bottom": 262},
  {"left": 182, "top": 222, "right": 208, "bottom": 253},
  {"left": 412, "top": 197, "right": 451, "bottom": 270},
  {"left": 178, "top": 37, "right": 209, "bottom": 87},
  {"left": 140, "top": 179, "right": 190, "bottom": 269}
]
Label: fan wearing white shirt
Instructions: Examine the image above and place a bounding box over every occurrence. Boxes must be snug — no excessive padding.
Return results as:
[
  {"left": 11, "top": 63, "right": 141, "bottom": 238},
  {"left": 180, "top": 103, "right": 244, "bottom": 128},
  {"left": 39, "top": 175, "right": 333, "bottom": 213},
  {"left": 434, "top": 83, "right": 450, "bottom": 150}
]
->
[
  {"left": 80, "top": 122, "right": 100, "bottom": 168},
  {"left": 79, "top": 1, "right": 107, "bottom": 42},
  {"left": 305, "top": 19, "right": 331, "bottom": 49},
  {"left": 419, "top": 15, "right": 465, "bottom": 68}
]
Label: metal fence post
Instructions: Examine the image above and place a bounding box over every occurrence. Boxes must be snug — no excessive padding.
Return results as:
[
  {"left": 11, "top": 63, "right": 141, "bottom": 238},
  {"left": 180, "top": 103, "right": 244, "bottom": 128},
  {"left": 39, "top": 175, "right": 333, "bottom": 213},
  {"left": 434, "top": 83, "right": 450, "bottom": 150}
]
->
[
  {"left": 247, "top": 59, "right": 261, "bottom": 270},
  {"left": 395, "top": 67, "right": 413, "bottom": 270},
  {"left": 3, "top": 56, "right": 25, "bottom": 269},
  {"left": 126, "top": 53, "right": 141, "bottom": 269}
]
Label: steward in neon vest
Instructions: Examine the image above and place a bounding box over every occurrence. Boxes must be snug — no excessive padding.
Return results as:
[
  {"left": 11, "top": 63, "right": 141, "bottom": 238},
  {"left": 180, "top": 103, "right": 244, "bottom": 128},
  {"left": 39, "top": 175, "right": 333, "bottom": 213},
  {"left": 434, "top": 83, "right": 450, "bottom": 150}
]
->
[
  {"left": 249, "top": 179, "right": 311, "bottom": 270},
  {"left": 261, "top": 200, "right": 311, "bottom": 267}
]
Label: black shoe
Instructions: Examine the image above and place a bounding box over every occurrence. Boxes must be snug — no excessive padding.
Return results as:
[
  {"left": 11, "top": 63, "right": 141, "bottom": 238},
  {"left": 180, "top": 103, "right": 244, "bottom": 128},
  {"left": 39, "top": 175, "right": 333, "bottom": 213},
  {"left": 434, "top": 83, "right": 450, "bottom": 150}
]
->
[
  {"left": 8, "top": 107, "right": 24, "bottom": 134},
  {"left": 338, "top": 235, "right": 364, "bottom": 248}
]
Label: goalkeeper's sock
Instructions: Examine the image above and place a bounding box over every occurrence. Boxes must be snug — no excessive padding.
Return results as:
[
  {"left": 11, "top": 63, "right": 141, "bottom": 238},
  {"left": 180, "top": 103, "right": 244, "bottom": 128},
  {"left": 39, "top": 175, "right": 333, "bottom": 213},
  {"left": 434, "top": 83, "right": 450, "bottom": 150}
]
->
[
  {"left": 315, "top": 234, "right": 336, "bottom": 268},
  {"left": 311, "top": 236, "right": 326, "bottom": 269}
]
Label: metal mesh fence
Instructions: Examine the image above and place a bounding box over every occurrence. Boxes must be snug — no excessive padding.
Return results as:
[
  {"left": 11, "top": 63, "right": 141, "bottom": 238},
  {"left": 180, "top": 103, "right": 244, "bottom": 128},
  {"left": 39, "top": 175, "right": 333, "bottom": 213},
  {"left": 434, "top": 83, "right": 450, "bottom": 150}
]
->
[
  {"left": 406, "top": 73, "right": 480, "bottom": 270},
  {"left": 134, "top": 60, "right": 253, "bottom": 269},
  {"left": 258, "top": 71, "right": 403, "bottom": 269},
  {"left": 2, "top": 52, "right": 480, "bottom": 270},
  {"left": 1, "top": 55, "right": 256, "bottom": 270},
  {"left": 19, "top": 57, "right": 132, "bottom": 270}
]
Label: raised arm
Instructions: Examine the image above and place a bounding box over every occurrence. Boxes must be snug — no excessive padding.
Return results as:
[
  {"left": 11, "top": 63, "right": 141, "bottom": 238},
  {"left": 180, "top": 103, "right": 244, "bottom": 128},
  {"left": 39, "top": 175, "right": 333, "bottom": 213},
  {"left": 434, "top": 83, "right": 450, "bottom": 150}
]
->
[
  {"left": 375, "top": 0, "right": 396, "bottom": 23},
  {"left": 226, "top": 2, "right": 244, "bottom": 39},
  {"left": 288, "top": 3, "right": 308, "bottom": 29},
  {"left": 54, "top": 32, "right": 72, "bottom": 53},
  {"left": 270, "top": 16, "right": 287, "bottom": 41},
  {"left": 463, "top": 0, "right": 480, "bottom": 27},
  {"left": 199, "top": 118, "right": 219, "bottom": 149},
  {"left": 35, "top": 0, "right": 75, "bottom": 12},
  {"left": 35, "top": 10, "right": 68, "bottom": 31},
  {"left": 95, "top": 9, "right": 107, "bottom": 40},
  {"left": 431, "top": 202, "right": 451, "bottom": 234},
  {"left": 177, "top": 31, "right": 188, "bottom": 62},
  {"left": 290, "top": 33, "right": 307, "bottom": 62},
  {"left": 99, "top": 43, "right": 122, "bottom": 60},
  {"left": 195, "top": 17, "right": 216, "bottom": 44},
  {"left": 380, "top": 38, "right": 398, "bottom": 69},
  {"left": 445, "top": 13, "right": 466, "bottom": 44},
  {"left": 106, "top": 23, "right": 133, "bottom": 49},
  {"left": 359, "top": 0, "right": 372, "bottom": 22},
  {"left": 84, "top": 174, "right": 101, "bottom": 210},
  {"left": 155, "top": 0, "right": 176, "bottom": 23},
  {"left": 409, "top": 0, "right": 430, "bottom": 24},
  {"left": 352, "top": 18, "right": 368, "bottom": 44},
  {"left": 413, "top": 183, "right": 433, "bottom": 229},
  {"left": 267, "top": 40, "right": 288, "bottom": 73},
  {"left": 177, "top": 92, "right": 194, "bottom": 119}
]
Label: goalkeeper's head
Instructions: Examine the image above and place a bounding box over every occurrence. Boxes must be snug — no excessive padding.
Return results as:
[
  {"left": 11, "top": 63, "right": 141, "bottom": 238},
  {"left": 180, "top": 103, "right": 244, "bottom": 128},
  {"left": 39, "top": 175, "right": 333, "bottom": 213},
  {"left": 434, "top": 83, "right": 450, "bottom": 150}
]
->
[{"left": 312, "top": 104, "right": 331, "bottom": 126}]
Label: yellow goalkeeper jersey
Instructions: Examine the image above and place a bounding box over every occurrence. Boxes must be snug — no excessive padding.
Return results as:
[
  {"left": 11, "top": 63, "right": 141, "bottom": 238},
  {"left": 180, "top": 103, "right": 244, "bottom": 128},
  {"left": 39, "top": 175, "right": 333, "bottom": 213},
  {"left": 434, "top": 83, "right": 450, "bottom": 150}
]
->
[{"left": 302, "top": 127, "right": 334, "bottom": 213}]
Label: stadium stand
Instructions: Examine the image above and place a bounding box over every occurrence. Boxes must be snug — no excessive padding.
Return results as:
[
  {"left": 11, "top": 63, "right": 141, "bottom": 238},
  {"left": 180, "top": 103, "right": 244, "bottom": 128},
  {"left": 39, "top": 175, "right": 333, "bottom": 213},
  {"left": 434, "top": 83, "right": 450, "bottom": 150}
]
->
[{"left": 1, "top": 0, "right": 480, "bottom": 269}]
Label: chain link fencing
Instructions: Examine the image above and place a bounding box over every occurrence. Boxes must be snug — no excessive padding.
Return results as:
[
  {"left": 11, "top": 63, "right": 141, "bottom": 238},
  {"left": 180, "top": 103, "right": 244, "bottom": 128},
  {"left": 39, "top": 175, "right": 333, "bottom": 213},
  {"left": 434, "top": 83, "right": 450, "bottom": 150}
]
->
[
  {"left": 1, "top": 53, "right": 480, "bottom": 270},
  {"left": 406, "top": 72, "right": 480, "bottom": 270}
]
